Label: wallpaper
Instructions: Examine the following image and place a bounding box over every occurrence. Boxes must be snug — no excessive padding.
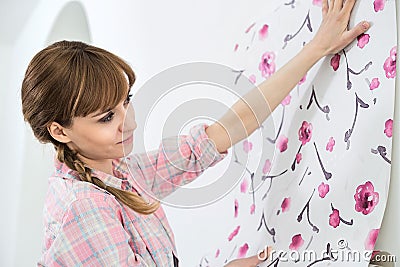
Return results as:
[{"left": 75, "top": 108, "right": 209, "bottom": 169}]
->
[{"left": 197, "top": 1, "right": 397, "bottom": 266}]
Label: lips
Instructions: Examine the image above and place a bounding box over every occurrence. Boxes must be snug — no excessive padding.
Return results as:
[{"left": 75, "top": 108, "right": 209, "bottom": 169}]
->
[{"left": 118, "top": 134, "right": 133, "bottom": 144}]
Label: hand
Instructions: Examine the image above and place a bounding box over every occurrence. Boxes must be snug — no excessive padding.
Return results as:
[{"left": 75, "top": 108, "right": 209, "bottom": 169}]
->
[
  {"left": 310, "top": 0, "right": 370, "bottom": 56},
  {"left": 224, "top": 247, "right": 272, "bottom": 267}
]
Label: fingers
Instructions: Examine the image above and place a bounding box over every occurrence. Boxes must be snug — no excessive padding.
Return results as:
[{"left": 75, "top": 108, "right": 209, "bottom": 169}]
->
[
  {"left": 322, "top": 0, "right": 329, "bottom": 17},
  {"left": 334, "top": 0, "right": 344, "bottom": 11},
  {"left": 342, "top": 0, "right": 356, "bottom": 17},
  {"left": 266, "top": 246, "right": 272, "bottom": 258},
  {"left": 342, "top": 21, "right": 370, "bottom": 45},
  {"left": 258, "top": 246, "right": 273, "bottom": 262},
  {"left": 329, "top": 0, "right": 335, "bottom": 10},
  {"left": 327, "top": 0, "right": 356, "bottom": 15}
]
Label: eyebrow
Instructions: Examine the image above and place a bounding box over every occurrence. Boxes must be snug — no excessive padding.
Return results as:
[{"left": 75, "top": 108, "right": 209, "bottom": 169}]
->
[
  {"left": 91, "top": 109, "right": 111, "bottom": 118},
  {"left": 91, "top": 90, "right": 132, "bottom": 118}
]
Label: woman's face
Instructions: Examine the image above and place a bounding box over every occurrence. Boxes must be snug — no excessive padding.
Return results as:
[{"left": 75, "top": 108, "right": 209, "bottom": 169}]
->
[{"left": 64, "top": 95, "right": 137, "bottom": 163}]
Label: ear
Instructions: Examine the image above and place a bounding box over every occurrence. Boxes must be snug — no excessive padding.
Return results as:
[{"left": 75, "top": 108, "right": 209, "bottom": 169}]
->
[{"left": 47, "top": 122, "right": 72, "bottom": 144}]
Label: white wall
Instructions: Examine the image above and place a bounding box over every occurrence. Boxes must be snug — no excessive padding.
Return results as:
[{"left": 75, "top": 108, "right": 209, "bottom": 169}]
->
[
  {"left": 0, "top": 0, "right": 398, "bottom": 266},
  {"left": 0, "top": 42, "right": 22, "bottom": 267},
  {"left": 9, "top": 2, "right": 92, "bottom": 266}
]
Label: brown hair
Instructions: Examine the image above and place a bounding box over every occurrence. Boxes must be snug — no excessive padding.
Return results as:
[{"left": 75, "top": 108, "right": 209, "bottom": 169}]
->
[{"left": 21, "top": 40, "right": 159, "bottom": 214}]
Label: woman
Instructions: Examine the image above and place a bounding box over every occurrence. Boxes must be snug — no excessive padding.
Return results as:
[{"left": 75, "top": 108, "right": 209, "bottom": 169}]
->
[{"left": 21, "top": 0, "right": 369, "bottom": 266}]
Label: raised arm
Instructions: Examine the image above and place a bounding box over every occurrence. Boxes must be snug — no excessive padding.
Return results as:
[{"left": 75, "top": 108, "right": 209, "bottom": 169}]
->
[{"left": 206, "top": 0, "right": 370, "bottom": 153}]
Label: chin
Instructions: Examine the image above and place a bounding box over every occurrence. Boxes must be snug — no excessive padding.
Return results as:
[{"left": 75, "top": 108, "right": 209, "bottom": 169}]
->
[{"left": 122, "top": 143, "right": 134, "bottom": 157}]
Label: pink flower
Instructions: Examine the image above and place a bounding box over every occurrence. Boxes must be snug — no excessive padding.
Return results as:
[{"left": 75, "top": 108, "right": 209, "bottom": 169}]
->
[
  {"left": 281, "top": 94, "right": 292, "bottom": 106},
  {"left": 365, "top": 229, "right": 380, "bottom": 250},
  {"left": 326, "top": 137, "right": 335, "bottom": 152},
  {"left": 234, "top": 44, "right": 239, "bottom": 52},
  {"left": 331, "top": 53, "right": 341, "bottom": 71},
  {"left": 370, "top": 78, "right": 380, "bottom": 90},
  {"left": 357, "top": 34, "right": 370, "bottom": 49},
  {"left": 250, "top": 203, "right": 256, "bottom": 214},
  {"left": 318, "top": 182, "right": 330, "bottom": 198},
  {"left": 390, "top": 46, "right": 397, "bottom": 60},
  {"left": 249, "top": 74, "right": 256, "bottom": 84},
  {"left": 228, "top": 226, "right": 240, "bottom": 241},
  {"left": 234, "top": 199, "right": 239, "bottom": 218},
  {"left": 298, "top": 74, "right": 307, "bottom": 85},
  {"left": 281, "top": 197, "right": 291, "bottom": 212},
  {"left": 215, "top": 248, "right": 220, "bottom": 258},
  {"left": 298, "top": 121, "right": 313, "bottom": 145},
  {"left": 374, "top": 0, "right": 385, "bottom": 12},
  {"left": 259, "top": 24, "right": 269, "bottom": 40},
  {"left": 384, "top": 119, "right": 393, "bottom": 138},
  {"left": 277, "top": 135, "right": 288, "bottom": 152},
  {"left": 329, "top": 209, "right": 340, "bottom": 228},
  {"left": 240, "top": 178, "right": 248, "bottom": 193},
  {"left": 259, "top": 51, "right": 276, "bottom": 78},
  {"left": 354, "top": 181, "right": 380, "bottom": 215},
  {"left": 289, "top": 234, "right": 304, "bottom": 250},
  {"left": 384, "top": 46, "right": 397, "bottom": 79},
  {"left": 243, "top": 140, "right": 253, "bottom": 153},
  {"left": 262, "top": 159, "right": 271, "bottom": 174},
  {"left": 296, "top": 153, "right": 302, "bottom": 164},
  {"left": 238, "top": 243, "right": 249, "bottom": 258},
  {"left": 312, "top": 0, "right": 322, "bottom": 6}
]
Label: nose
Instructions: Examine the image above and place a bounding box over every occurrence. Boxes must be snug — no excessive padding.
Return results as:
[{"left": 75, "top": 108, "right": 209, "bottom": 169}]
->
[{"left": 118, "top": 103, "right": 137, "bottom": 133}]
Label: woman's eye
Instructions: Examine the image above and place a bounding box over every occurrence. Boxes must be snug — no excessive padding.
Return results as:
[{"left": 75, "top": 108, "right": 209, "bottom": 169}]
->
[
  {"left": 124, "top": 94, "right": 133, "bottom": 105},
  {"left": 100, "top": 111, "right": 115, "bottom": 123}
]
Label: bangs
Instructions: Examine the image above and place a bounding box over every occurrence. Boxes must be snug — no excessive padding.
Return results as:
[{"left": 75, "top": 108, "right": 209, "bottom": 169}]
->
[{"left": 68, "top": 47, "right": 135, "bottom": 118}]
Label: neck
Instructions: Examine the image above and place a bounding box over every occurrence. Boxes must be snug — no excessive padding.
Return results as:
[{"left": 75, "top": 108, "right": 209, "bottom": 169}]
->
[{"left": 78, "top": 155, "right": 114, "bottom": 176}]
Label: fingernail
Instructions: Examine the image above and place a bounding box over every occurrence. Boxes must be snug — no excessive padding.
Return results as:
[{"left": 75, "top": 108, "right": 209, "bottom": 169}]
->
[{"left": 362, "top": 21, "right": 370, "bottom": 29}]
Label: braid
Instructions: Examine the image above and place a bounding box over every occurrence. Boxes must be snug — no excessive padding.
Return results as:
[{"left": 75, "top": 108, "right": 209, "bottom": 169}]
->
[{"left": 56, "top": 143, "right": 160, "bottom": 215}]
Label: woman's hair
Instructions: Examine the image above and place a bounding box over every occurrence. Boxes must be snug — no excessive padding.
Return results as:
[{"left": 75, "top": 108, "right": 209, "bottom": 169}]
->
[{"left": 21, "top": 40, "right": 159, "bottom": 215}]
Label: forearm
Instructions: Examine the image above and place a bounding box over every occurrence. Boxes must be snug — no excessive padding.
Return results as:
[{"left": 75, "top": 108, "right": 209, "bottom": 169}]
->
[{"left": 207, "top": 43, "right": 324, "bottom": 153}]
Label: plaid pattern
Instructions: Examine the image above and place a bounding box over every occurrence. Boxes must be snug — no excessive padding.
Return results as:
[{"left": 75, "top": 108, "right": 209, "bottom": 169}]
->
[{"left": 38, "top": 123, "right": 227, "bottom": 266}]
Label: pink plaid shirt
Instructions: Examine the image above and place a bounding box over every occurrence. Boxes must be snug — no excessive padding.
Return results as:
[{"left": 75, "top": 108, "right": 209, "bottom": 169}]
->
[{"left": 38, "top": 123, "right": 227, "bottom": 266}]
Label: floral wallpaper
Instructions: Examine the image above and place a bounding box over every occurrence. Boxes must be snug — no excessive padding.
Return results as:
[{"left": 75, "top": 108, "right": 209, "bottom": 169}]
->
[{"left": 197, "top": 0, "right": 397, "bottom": 266}]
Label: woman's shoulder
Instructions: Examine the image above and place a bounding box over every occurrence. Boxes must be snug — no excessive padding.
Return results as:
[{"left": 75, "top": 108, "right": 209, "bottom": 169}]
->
[
  {"left": 41, "top": 177, "right": 126, "bottom": 260},
  {"left": 45, "top": 176, "right": 122, "bottom": 222}
]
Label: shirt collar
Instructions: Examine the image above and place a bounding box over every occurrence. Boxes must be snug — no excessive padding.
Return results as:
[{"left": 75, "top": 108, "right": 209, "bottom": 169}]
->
[{"left": 53, "top": 156, "right": 132, "bottom": 190}]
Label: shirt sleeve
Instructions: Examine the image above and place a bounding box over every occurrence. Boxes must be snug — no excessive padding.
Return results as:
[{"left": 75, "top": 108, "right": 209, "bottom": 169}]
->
[
  {"left": 39, "top": 195, "right": 149, "bottom": 267},
  {"left": 127, "top": 123, "right": 228, "bottom": 200}
]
